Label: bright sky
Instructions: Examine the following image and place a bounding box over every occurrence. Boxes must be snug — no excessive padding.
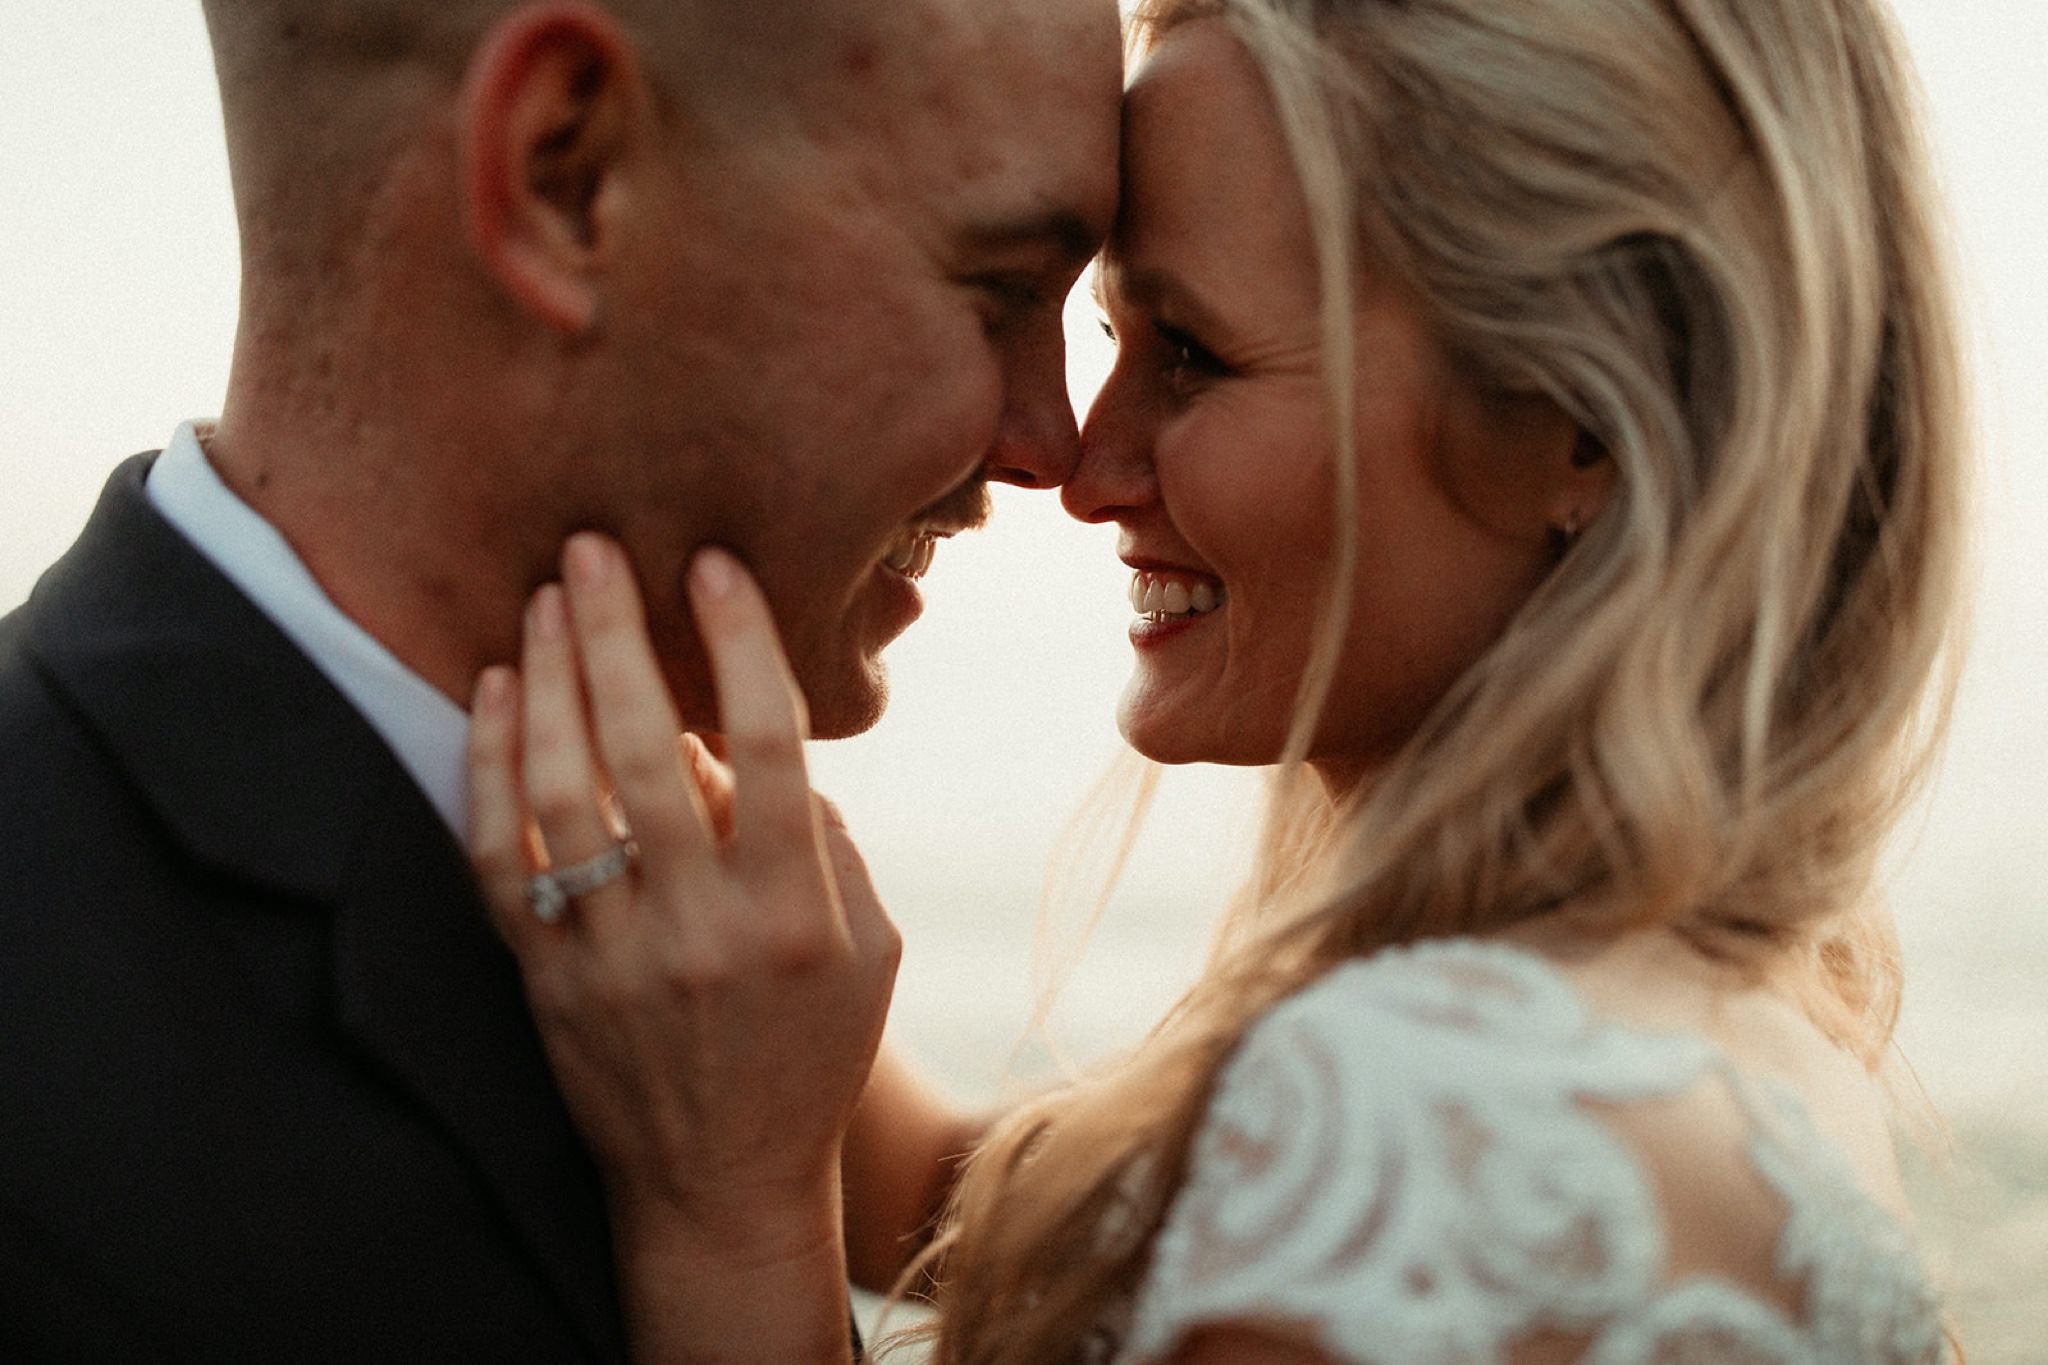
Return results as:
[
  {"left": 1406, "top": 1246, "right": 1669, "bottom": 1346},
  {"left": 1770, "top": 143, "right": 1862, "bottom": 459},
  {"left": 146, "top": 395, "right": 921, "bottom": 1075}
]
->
[{"left": 2, "top": 2, "right": 2043, "bottom": 1112}]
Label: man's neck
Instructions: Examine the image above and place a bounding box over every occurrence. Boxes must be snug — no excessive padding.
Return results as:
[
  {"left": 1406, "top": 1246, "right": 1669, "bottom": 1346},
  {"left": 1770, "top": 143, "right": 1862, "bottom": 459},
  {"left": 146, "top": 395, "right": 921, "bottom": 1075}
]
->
[{"left": 203, "top": 403, "right": 538, "bottom": 709}]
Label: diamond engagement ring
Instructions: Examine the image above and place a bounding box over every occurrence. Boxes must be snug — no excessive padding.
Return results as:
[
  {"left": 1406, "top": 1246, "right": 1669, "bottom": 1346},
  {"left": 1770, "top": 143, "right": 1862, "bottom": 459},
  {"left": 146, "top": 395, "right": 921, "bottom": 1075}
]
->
[{"left": 525, "top": 840, "right": 638, "bottom": 924}]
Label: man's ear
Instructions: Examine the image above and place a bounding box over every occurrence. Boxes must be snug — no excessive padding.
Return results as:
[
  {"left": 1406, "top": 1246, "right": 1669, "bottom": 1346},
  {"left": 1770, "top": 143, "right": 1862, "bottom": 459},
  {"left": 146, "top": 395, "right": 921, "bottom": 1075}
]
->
[{"left": 460, "top": 3, "right": 644, "bottom": 334}]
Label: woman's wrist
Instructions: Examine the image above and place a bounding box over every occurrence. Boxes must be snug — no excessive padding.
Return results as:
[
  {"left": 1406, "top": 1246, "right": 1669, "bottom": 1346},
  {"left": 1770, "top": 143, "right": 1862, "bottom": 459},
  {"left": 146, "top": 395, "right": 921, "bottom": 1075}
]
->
[
  {"left": 609, "top": 1165, "right": 848, "bottom": 1274},
  {"left": 610, "top": 1170, "right": 856, "bottom": 1365}
]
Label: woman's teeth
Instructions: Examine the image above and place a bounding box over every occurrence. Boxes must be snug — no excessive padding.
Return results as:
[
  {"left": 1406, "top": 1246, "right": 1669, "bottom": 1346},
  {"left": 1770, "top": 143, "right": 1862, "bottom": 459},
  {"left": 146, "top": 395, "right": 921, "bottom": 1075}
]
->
[
  {"left": 884, "top": 532, "right": 938, "bottom": 580},
  {"left": 1128, "top": 571, "right": 1224, "bottom": 621}
]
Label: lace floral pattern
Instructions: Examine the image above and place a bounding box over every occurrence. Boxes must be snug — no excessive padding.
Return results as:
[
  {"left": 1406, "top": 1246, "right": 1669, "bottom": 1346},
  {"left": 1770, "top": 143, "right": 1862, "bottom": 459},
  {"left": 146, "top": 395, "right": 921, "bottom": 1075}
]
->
[
  {"left": 1117, "top": 940, "right": 1945, "bottom": 1364},
  {"left": 1741, "top": 1083, "right": 1946, "bottom": 1363}
]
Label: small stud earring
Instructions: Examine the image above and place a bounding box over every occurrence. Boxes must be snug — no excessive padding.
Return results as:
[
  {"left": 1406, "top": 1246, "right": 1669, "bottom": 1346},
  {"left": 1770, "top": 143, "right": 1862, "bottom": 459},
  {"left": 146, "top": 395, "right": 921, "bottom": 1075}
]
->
[{"left": 1549, "top": 510, "right": 1585, "bottom": 560}]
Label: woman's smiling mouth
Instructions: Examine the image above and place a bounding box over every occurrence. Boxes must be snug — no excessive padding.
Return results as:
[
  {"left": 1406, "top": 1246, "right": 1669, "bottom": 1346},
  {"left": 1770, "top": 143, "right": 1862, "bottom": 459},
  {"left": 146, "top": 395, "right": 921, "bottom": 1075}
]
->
[{"left": 1127, "top": 568, "right": 1225, "bottom": 622}]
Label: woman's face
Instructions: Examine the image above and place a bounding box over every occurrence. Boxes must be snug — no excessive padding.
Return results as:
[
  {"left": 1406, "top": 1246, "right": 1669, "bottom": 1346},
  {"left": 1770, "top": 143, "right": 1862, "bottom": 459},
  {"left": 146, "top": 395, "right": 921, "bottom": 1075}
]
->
[{"left": 1065, "top": 20, "right": 1587, "bottom": 779}]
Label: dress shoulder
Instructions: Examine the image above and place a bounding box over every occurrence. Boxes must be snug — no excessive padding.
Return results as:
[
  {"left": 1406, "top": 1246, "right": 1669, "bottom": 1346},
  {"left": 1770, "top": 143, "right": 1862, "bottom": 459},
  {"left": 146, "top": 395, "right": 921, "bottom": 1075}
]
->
[{"left": 1117, "top": 939, "right": 1946, "bottom": 1365}]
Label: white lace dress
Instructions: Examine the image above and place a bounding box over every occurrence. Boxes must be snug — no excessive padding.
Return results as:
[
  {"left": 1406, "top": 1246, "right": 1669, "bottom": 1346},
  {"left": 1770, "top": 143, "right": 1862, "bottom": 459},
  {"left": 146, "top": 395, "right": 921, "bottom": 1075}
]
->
[{"left": 1113, "top": 939, "right": 1946, "bottom": 1364}]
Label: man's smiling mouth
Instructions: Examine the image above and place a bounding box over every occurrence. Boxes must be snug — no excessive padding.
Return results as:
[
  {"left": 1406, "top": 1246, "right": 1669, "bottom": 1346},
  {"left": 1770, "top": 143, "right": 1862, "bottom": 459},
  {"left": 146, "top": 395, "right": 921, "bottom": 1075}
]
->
[{"left": 882, "top": 528, "right": 944, "bottom": 580}]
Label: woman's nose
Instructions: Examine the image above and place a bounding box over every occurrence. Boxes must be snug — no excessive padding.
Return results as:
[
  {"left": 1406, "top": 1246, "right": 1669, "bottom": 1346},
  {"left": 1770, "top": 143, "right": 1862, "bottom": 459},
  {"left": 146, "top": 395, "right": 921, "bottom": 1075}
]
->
[{"left": 1062, "top": 365, "right": 1160, "bottom": 524}]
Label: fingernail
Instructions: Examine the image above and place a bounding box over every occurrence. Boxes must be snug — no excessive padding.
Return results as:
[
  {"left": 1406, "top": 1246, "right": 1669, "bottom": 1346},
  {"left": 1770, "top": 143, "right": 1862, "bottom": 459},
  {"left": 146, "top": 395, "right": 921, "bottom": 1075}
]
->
[
  {"left": 473, "top": 665, "right": 514, "bottom": 715},
  {"left": 692, "top": 547, "right": 738, "bottom": 600},
  {"left": 530, "top": 584, "right": 566, "bottom": 639},
  {"left": 565, "top": 534, "right": 611, "bottom": 590}
]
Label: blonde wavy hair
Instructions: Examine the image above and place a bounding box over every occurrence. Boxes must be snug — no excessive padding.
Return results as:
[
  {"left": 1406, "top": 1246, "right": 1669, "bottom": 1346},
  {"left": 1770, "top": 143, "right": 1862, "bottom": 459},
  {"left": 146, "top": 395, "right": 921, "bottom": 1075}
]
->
[{"left": 898, "top": 0, "right": 1967, "bottom": 1358}]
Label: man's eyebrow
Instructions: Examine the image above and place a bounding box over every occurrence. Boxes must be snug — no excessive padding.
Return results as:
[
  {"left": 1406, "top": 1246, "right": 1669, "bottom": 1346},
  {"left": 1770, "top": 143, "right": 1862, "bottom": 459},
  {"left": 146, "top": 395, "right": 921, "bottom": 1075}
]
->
[{"left": 961, "top": 208, "right": 1105, "bottom": 264}]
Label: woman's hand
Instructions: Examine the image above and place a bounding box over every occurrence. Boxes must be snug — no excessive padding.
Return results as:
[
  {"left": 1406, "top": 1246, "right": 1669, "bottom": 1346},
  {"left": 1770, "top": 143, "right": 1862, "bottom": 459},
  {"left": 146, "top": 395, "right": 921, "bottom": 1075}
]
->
[{"left": 467, "top": 532, "right": 899, "bottom": 1362}]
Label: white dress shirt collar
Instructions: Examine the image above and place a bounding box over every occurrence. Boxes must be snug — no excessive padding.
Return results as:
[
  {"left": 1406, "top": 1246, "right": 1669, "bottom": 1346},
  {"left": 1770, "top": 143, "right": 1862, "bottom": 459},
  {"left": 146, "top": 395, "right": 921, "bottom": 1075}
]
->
[{"left": 145, "top": 421, "right": 471, "bottom": 839}]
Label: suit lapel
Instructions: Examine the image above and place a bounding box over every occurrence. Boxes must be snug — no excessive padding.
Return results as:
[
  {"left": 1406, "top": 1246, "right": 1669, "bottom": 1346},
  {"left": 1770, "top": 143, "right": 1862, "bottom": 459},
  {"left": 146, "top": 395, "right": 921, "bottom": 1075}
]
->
[
  {"left": 332, "top": 784, "right": 624, "bottom": 1361},
  {"left": 25, "top": 456, "right": 624, "bottom": 1361}
]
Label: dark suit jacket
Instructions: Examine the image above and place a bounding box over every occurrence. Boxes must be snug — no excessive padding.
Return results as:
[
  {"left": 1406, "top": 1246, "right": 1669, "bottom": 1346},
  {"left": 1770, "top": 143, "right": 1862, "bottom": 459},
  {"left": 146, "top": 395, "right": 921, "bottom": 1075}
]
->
[{"left": 0, "top": 456, "right": 629, "bottom": 1361}]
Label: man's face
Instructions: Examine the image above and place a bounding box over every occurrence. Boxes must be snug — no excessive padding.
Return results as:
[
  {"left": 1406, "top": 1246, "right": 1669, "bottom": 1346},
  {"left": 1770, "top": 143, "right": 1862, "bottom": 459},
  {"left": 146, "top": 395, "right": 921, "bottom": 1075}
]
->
[{"left": 599, "top": 0, "right": 1121, "bottom": 738}]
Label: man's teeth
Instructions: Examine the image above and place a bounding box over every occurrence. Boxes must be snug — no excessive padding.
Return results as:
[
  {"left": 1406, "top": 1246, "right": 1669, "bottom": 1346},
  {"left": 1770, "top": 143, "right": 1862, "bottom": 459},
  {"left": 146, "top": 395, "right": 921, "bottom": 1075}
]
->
[
  {"left": 884, "top": 533, "right": 938, "bottom": 580},
  {"left": 1128, "top": 571, "right": 1223, "bottom": 620}
]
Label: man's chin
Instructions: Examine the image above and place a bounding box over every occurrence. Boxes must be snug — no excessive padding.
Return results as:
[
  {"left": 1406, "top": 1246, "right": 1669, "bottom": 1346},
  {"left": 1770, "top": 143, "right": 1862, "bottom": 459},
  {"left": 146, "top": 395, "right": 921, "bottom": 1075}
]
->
[
  {"left": 798, "top": 657, "right": 891, "bottom": 741},
  {"left": 648, "top": 599, "right": 890, "bottom": 740}
]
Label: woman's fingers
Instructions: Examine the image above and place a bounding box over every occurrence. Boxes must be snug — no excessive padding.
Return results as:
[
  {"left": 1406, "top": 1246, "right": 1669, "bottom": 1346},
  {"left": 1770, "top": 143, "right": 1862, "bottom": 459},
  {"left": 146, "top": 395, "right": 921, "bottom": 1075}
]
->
[
  {"left": 682, "top": 732, "right": 738, "bottom": 843},
  {"left": 560, "top": 535, "right": 710, "bottom": 879},
  {"left": 464, "top": 536, "right": 899, "bottom": 1322},
  {"left": 687, "top": 548, "right": 821, "bottom": 875},
  {"left": 484, "top": 540, "right": 841, "bottom": 946},
  {"left": 467, "top": 664, "right": 540, "bottom": 950},
  {"left": 520, "top": 583, "right": 632, "bottom": 926},
  {"left": 817, "top": 797, "right": 901, "bottom": 968}
]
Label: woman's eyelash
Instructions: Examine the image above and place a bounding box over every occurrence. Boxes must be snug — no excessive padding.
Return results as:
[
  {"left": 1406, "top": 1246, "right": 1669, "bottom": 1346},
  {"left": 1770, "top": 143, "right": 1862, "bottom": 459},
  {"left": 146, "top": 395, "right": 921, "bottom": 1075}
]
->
[
  {"left": 1097, "top": 316, "right": 1220, "bottom": 364},
  {"left": 1097, "top": 313, "right": 1227, "bottom": 387},
  {"left": 1154, "top": 322, "right": 1222, "bottom": 374}
]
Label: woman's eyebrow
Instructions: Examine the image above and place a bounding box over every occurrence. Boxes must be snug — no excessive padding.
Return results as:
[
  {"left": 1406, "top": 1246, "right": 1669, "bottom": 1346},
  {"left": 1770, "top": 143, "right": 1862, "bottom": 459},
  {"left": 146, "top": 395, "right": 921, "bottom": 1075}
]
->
[{"left": 1097, "top": 259, "right": 1231, "bottom": 338}]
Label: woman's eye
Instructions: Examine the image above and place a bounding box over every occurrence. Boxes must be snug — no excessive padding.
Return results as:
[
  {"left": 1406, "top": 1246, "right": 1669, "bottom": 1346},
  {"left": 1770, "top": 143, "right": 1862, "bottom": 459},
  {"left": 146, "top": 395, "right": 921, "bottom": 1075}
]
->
[
  {"left": 1096, "top": 307, "right": 1227, "bottom": 390},
  {"left": 1155, "top": 322, "right": 1223, "bottom": 382}
]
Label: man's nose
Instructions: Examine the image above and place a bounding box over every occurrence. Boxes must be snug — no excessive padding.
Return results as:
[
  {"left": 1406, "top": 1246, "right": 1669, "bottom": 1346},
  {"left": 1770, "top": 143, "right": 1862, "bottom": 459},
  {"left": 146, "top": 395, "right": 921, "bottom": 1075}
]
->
[
  {"left": 982, "top": 403, "right": 1082, "bottom": 489},
  {"left": 981, "top": 324, "right": 1082, "bottom": 489}
]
